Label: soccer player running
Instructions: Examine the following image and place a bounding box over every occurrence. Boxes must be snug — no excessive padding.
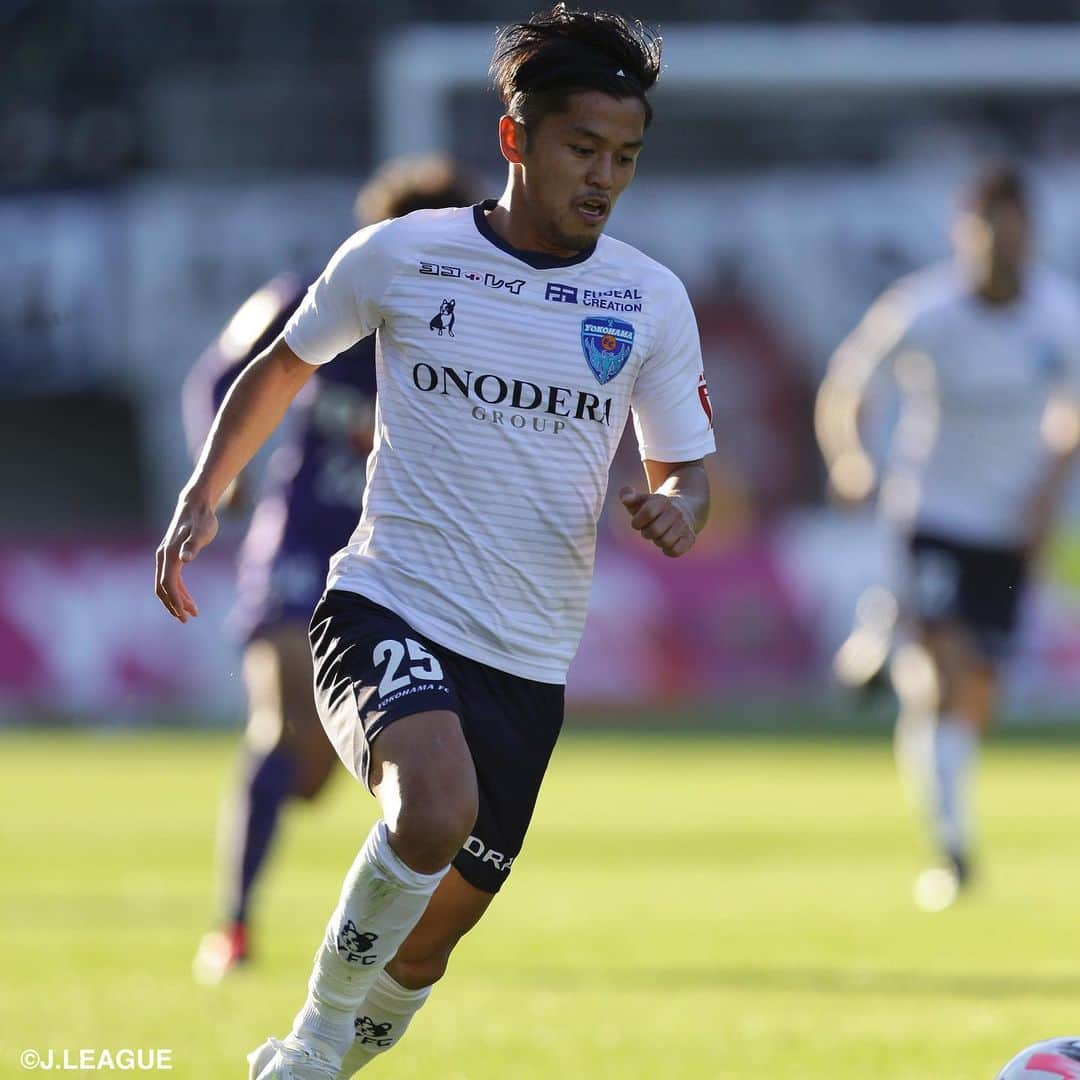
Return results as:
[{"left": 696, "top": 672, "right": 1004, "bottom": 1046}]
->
[
  {"left": 816, "top": 164, "right": 1080, "bottom": 911},
  {"left": 183, "top": 157, "right": 478, "bottom": 985},
  {"left": 154, "top": 7, "right": 715, "bottom": 1078}
]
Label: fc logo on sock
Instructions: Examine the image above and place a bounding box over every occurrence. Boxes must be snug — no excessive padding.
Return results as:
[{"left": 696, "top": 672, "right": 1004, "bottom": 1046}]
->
[
  {"left": 355, "top": 1017, "right": 394, "bottom": 1048},
  {"left": 337, "top": 920, "right": 379, "bottom": 965}
]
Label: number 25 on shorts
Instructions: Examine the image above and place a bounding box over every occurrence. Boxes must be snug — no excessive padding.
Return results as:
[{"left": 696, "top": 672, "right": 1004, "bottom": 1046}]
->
[{"left": 373, "top": 638, "right": 445, "bottom": 699}]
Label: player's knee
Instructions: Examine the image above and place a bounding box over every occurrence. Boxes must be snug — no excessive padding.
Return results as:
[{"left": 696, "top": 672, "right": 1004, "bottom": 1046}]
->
[
  {"left": 392, "top": 781, "right": 478, "bottom": 872},
  {"left": 293, "top": 773, "right": 328, "bottom": 802},
  {"left": 292, "top": 752, "right": 336, "bottom": 801}
]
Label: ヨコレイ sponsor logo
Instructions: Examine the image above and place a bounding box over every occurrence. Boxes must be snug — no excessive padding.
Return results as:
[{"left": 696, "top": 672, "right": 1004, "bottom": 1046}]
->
[{"left": 419, "top": 262, "right": 525, "bottom": 295}]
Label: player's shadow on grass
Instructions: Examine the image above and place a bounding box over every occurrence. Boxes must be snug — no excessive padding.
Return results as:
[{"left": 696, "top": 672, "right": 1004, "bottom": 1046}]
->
[{"left": 521, "top": 966, "right": 1080, "bottom": 999}]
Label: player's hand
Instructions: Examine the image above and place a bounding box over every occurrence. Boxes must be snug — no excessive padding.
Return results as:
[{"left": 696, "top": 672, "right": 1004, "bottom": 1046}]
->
[
  {"left": 826, "top": 452, "right": 876, "bottom": 511},
  {"left": 154, "top": 493, "right": 219, "bottom": 622},
  {"left": 619, "top": 486, "right": 696, "bottom": 558}
]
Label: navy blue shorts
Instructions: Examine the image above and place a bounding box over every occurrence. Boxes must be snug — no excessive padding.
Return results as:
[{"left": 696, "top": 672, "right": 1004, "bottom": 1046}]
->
[
  {"left": 907, "top": 531, "right": 1028, "bottom": 660},
  {"left": 309, "top": 589, "right": 565, "bottom": 894}
]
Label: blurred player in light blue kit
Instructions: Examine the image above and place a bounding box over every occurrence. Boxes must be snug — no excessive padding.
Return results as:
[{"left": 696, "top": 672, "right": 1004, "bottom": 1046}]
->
[
  {"left": 184, "top": 156, "right": 478, "bottom": 983},
  {"left": 817, "top": 164, "right": 1080, "bottom": 910}
]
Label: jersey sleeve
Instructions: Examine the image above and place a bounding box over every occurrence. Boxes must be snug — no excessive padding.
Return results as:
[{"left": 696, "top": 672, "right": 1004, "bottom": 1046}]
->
[
  {"left": 630, "top": 277, "right": 717, "bottom": 462},
  {"left": 283, "top": 221, "right": 395, "bottom": 365}
]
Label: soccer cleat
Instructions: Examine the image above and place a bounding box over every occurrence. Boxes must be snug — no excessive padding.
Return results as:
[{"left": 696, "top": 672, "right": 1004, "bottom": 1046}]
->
[
  {"left": 946, "top": 850, "right": 972, "bottom": 888},
  {"left": 247, "top": 1037, "right": 339, "bottom": 1080},
  {"left": 192, "top": 922, "right": 248, "bottom": 986},
  {"left": 247, "top": 1040, "right": 276, "bottom": 1079}
]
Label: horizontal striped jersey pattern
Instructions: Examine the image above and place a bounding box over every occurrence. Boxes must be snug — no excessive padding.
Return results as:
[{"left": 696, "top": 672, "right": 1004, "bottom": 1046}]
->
[{"left": 284, "top": 204, "right": 715, "bottom": 682}]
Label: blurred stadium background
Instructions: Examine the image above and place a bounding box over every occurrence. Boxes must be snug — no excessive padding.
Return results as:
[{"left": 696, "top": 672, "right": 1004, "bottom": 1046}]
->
[
  {"left": 5, "top": 3, "right": 1080, "bottom": 1078},
  {"left": 9, "top": 1, "right": 1080, "bottom": 723}
]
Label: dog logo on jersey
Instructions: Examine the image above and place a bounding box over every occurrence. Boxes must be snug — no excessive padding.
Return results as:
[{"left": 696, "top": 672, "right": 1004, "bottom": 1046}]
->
[
  {"left": 355, "top": 1016, "right": 394, "bottom": 1047},
  {"left": 581, "top": 316, "right": 634, "bottom": 384},
  {"left": 337, "top": 921, "right": 379, "bottom": 964},
  {"left": 429, "top": 298, "right": 456, "bottom": 337}
]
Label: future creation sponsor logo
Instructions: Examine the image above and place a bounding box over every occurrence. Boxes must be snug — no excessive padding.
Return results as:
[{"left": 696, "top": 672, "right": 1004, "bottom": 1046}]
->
[
  {"left": 544, "top": 282, "right": 579, "bottom": 303},
  {"left": 411, "top": 362, "right": 614, "bottom": 436},
  {"left": 545, "top": 282, "right": 643, "bottom": 312},
  {"left": 419, "top": 261, "right": 524, "bottom": 295}
]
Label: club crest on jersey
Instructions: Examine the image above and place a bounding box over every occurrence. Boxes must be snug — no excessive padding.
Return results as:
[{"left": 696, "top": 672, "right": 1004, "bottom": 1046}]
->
[{"left": 581, "top": 316, "right": 634, "bottom": 385}]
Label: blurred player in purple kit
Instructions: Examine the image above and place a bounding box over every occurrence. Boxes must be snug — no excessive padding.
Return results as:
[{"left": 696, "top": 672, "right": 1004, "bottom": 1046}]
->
[{"left": 184, "top": 156, "right": 478, "bottom": 984}]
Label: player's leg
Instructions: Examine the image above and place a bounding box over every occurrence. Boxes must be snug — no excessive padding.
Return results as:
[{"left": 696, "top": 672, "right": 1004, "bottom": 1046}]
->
[
  {"left": 894, "top": 534, "right": 1021, "bottom": 909},
  {"left": 254, "top": 593, "right": 477, "bottom": 1078},
  {"left": 337, "top": 869, "right": 493, "bottom": 1077},
  {"left": 196, "top": 621, "right": 338, "bottom": 984},
  {"left": 270, "top": 620, "right": 341, "bottom": 802},
  {"left": 918, "top": 621, "right": 997, "bottom": 873},
  {"left": 334, "top": 645, "right": 564, "bottom": 1077},
  {"left": 895, "top": 618, "right": 999, "bottom": 910},
  {"left": 233, "top": 623, "right": 339, "bottom": 908},
  {"left": 265, "top": 709, "right": 476, "bottom": 1077}
]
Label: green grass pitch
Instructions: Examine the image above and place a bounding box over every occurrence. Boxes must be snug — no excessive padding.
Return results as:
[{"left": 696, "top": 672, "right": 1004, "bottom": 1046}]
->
[{"left": 3, "top": 726, "right": 1078, "bottom": 1078}]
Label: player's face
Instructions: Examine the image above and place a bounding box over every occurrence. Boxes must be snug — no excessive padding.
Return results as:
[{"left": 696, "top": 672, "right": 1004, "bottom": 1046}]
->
[
  {"left": 954, "top": 199, "right": 1030, "bottom": 284},
  {"left": 518, "top": 90, "right": 646, "bottom": 253}
]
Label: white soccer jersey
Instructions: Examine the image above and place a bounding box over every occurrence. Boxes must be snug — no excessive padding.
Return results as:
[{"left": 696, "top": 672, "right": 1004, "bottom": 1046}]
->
[
  {"left": 845, "top": 261, "right": 1080, "bottom": 547},
  {"left": 283, "top": 202, "right": 716, "bottom": 682}
]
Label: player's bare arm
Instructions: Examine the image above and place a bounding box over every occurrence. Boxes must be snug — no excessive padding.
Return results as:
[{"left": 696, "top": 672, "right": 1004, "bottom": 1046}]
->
[
  {"left": 815, "top": 346, "right": 883, "bottom": 505},
  {"left": 815, "top": 290, "right": 909, "bottom": 505},
  {"left": 619, "top": 458, "right": 709, "bottom": 558},
  {"left": 1024, "top": 391, "right": 1080, "bottom": 557},
  {"left": 155, "top": 337, "right": 315, "bottom": 622}
]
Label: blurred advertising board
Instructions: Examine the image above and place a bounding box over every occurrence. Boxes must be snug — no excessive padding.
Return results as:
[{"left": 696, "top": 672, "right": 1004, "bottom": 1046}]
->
[{"left": 4, "top": 526, "right": 1080, "bottom": 725}]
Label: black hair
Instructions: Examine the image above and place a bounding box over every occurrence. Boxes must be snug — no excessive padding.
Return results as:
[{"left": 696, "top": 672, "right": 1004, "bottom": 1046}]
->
[
  {"left": 966, "top": 162, "right": 1029, "bottom": 217},
  {"left": 490, "top": 4, "right": 662, "bottom": 135},
  {"left": 355, "top": 154, "right": 482, "bottom": 224}
]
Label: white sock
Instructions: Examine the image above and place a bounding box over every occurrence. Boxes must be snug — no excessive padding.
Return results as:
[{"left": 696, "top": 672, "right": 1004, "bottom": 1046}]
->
[
  {"left": 893, "top": 709, "right": 935, "bottom": 809},
  {"left": 337, "top": 970, "right": 433, "bottom": 1077},
  {"left": 931, "top": 716, "right": 978, "bottom": 858},
  {"left": 291, "top": 821, "right": 447, "bottom": 1064}
]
